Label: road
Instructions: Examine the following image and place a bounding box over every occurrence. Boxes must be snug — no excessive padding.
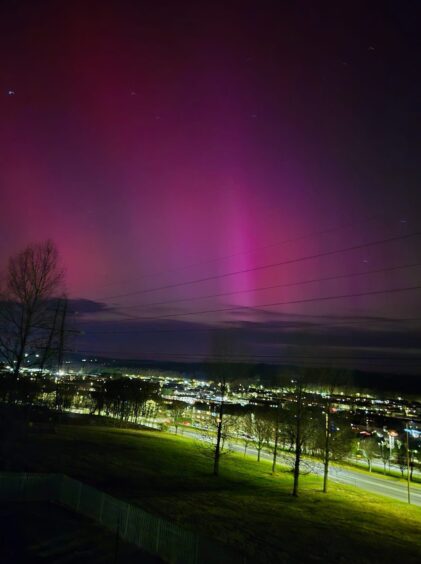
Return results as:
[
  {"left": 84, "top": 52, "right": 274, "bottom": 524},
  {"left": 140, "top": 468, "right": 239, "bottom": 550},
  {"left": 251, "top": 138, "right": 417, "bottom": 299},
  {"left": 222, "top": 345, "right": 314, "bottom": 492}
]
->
[
  {"left": 179, "top": 428, "right": 421, "bottom": 506},
  {"left": 327, "top": 466, "right": 421, "bottom": 504}
]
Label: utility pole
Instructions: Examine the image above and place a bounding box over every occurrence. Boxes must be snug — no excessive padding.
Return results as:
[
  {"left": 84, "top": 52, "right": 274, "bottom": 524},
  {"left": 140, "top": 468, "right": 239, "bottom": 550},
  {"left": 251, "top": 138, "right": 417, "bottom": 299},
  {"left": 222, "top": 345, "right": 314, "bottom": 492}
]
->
[
  {"left": 323, "top": 407, "right": 331, "bottom": 493},
  {"left": 406, "top": 430, "right": 411, "bottom": 504},
  {"left": 39, "top": 299, "right": 60, "bottom": 374},
  {"left": 272, "top": 397, "right": 281, "bottom": 474},
  {"left": 54, "top": 298, "right": 68, "bottom": 410},
  {"left": 57, "top": 298, "right": 67, "bottom": 373}
]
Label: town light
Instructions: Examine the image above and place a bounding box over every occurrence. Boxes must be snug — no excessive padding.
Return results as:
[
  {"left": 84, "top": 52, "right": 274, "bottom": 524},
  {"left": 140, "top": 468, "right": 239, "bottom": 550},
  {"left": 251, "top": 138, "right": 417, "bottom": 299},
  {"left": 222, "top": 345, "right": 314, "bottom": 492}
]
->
[{"left": 404, "top": 428, "right": 421, "bottom": 438}]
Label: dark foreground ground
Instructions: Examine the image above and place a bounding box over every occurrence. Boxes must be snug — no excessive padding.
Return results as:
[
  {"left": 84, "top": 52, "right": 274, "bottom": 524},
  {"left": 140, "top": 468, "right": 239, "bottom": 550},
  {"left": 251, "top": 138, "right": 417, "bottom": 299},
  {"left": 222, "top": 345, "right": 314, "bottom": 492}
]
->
[{"left": 0, "top": 501, "right": 161, "bottom": 563}]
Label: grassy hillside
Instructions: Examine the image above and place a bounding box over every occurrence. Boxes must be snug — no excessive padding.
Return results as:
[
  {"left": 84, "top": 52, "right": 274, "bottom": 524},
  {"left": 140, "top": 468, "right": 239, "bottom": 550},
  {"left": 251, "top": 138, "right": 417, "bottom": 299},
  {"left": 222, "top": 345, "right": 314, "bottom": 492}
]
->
[{"left": 6, "top": 425, "right": 421, "bottom": 563}]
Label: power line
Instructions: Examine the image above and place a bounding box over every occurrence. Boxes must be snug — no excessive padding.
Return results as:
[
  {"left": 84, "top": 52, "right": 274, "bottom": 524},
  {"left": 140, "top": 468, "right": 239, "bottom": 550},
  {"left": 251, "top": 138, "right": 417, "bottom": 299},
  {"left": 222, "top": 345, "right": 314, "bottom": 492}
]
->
[
  {"left": 99, "top": 283, "right": 421, "bottom": 323},
  {"left": 82, "top": 316, "right": 421, "bottom": 335},
  {"left": 95, "top": 210, "right": 390, "bottom": 291},
  {"left": 99, "top": 231, "right": 421, "bottom": 301},
  {"left": 105, "top": 260, "right": 421, "bottom": 313}
]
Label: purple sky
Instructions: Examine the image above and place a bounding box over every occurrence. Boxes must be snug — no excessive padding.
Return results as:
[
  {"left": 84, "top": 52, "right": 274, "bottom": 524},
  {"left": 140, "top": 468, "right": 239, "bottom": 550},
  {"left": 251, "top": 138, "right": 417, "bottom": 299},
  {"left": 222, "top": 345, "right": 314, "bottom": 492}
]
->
[{"left": 1, "top": 1, "right": 420, "bottom": 371}]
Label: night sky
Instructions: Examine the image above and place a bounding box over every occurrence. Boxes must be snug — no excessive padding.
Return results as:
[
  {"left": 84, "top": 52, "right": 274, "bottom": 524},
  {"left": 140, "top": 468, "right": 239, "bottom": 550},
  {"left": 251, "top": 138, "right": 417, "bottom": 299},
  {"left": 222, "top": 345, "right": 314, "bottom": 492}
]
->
[{"left": 1, "top": 1, "right": 420, "bottom": 371}]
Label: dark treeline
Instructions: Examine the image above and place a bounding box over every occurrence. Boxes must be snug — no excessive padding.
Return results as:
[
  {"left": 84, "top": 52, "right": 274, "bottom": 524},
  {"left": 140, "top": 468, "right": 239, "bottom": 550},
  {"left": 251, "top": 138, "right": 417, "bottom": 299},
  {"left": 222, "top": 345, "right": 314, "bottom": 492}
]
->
[
  {"left": 67, "top": 356, "right": 421, "bottom": 396},
  {"left": 90, "top": 378, "right": 160, "bottom": 421}
]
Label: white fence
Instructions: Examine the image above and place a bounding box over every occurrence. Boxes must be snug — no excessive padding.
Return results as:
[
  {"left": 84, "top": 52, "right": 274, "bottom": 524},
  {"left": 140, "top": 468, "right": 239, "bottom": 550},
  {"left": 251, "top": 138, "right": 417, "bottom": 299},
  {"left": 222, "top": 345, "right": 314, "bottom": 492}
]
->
[{"left": 0, "top": 472, "right": 245, "bottom": 564}]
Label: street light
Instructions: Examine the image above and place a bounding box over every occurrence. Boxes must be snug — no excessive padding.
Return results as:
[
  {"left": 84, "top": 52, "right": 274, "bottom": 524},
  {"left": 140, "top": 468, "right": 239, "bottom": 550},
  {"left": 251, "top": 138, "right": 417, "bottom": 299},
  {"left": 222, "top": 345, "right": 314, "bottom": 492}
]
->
[{"left": 388, "top": 430, "right": 398, "bottom": 472}]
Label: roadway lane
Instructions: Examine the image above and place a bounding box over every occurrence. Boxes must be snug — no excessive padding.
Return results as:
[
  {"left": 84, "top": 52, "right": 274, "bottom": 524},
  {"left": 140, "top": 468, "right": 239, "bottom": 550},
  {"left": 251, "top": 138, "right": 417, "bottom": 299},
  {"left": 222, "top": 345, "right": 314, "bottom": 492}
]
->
[{"left": 329, "top": 466, "right": 421, "bottom": 505}]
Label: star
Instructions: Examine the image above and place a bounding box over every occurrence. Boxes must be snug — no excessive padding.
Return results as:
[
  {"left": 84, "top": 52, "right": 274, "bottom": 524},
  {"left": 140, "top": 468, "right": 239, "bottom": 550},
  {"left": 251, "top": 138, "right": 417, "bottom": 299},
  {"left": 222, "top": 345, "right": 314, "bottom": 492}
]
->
[{"left": 7, "top": 90, "right": 15, "bottom": 96}]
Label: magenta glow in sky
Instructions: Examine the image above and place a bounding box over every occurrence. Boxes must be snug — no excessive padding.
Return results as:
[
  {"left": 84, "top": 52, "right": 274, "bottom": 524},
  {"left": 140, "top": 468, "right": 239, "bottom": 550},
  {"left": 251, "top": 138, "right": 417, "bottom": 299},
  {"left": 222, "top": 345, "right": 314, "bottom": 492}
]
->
[{"left": 1, "top": 1, "right": 420, "bottom": 369}]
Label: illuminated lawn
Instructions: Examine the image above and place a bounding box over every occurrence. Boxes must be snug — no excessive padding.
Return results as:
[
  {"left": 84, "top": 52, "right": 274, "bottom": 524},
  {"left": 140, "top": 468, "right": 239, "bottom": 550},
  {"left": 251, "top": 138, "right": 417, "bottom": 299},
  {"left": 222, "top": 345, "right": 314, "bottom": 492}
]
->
[{"left": 9, "top": 425, "right": 421, "bottom": 563}]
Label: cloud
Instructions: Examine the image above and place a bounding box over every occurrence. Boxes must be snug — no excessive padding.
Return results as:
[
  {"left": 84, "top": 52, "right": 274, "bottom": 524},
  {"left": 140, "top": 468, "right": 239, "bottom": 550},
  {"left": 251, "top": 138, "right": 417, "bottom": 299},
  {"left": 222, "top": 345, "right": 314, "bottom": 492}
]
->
[
  {"left": 67, "top": 299, "right": 109, "bottom": 315},
  {"left": 69, "top": 306, "right": 421, "bottom": 372}
]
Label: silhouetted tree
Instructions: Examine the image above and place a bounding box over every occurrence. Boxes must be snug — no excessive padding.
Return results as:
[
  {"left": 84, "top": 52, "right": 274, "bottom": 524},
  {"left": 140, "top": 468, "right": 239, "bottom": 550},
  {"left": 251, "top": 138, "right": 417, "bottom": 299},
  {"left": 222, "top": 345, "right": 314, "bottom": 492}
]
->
[
  {"left": 55, "top": 381, "right": 77, "bottom": 411},
  {"left": 90, "top": 381, "right": 106, "bottom": 415},
  {"left": 0, "top": 241, "right": 64, "bottom": 378},
  {"left": 203, "top": 329, "right": 251, "bottom": 476},
  {"left": 292, "top": 377, "right": 305, "bottom": 496},
  {"left": 315, "top": 370, "right": 355, "bottom": 493},
  {"left": 280, "top": 373, "right": 315, "bottom": 497},
  {"left": 204, "top": 331, "right": 233, "bottom": 476}
]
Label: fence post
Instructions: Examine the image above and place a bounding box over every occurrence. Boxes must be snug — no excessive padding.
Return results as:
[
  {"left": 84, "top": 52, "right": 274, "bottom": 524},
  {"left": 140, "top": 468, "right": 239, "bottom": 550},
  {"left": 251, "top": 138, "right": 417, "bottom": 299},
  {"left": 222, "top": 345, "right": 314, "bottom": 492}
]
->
[
  {"left": 99, "top": 492, "right": 105, "bottom": 522},
  {"left": 76, "top": 480, "right": 82, "bottom": 511},
  {"left": 194, "top": 535, "right": 200, "bottom": 564},
  {"left": 137, "top": 512, "right": 143, "bottom": 546},
  {"left": 114, "top": 513, "right": 121, "bottom": 564},
  {"left": 155, "top": 520, "right": 161, "bottom": 553},
  {"left": 59, "top": 474, "right": 66, "bottom": 505},
  {"left": 20, "top": 473, "right": 27, "bottom": 501},
  {"left": 123, "top": 504, "right": 130, "bottom": 539}
]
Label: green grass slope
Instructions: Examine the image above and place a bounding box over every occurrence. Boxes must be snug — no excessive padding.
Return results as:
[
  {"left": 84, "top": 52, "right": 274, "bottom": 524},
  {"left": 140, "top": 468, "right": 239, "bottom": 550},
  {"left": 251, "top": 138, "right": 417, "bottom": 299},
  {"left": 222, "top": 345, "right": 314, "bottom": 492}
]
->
[{"left": 7, "top": 425, "right": 421, "bottom": 563}]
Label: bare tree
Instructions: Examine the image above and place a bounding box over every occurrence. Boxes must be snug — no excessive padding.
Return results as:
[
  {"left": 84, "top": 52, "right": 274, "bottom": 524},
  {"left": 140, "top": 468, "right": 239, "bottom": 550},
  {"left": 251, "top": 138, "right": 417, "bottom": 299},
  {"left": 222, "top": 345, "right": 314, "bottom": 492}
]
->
[
  {"left": 202, "top": 330, "right": 232, "bottom": 476},
  {"left": 243, "top": 410, "right": 272, "bottom": 462},
  {"left": 0, "top": 241, "right": 64, "bottom": 378},
  {"left": 199, "top": 411, "right": 239, "bottom": 458},
  {"left": 212, "top": 373, "right": 228, "bottom": 476},
  {"left": 313, "top": 409, "right": 355, "bottom": 491},
  {"left": 292, "top": 377, "right": 305, "bottom": 496},
  {"left": 281, "top": 373, "right": 315, "bottom": 497},
  {"left": 203, "top": 329, "right": 251, "bottom": 476},
  {"left": 241, "top": 430, "right": 253, "bottom": 457},
  {"left": 300, "top": 368, "right": 354, "bottom": 493},
  {"left": 171, "top": 400, "right": 188, "bottom": 434},
  {"left": 358, "top": 436, "right": 379, "bottom": 472}
]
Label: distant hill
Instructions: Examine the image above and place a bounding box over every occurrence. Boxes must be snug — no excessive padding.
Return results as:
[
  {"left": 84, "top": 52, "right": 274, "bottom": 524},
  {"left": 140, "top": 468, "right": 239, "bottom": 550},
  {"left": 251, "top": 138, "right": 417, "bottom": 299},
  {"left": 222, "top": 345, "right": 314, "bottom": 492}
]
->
[{"left": 67, "top": 353, "right": 421, "bottom": 396}]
